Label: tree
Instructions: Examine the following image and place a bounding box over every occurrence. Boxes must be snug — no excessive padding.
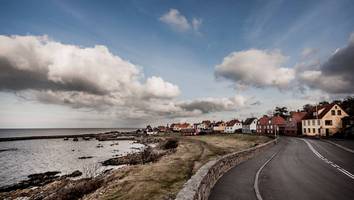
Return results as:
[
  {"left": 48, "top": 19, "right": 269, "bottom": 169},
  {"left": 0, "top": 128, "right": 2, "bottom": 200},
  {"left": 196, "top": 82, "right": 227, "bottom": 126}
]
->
[
  {"left": 274, "top": 106, "right": 289, "bottom": 118},
  {"left": 340, "top": 96, "right": 354, "bottom": 116},
  {"left": 302, "top": 104, "right": 314, "bottom": 112},
  {"left": 319, "top": 101, "right": 329, "bottom": 106}
]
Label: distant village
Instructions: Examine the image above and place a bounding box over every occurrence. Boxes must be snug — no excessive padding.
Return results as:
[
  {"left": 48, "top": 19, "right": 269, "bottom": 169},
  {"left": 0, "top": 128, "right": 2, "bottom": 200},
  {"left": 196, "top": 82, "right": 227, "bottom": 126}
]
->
[{"left": 141, "top": 97, "right": 354, "bottom": 138}]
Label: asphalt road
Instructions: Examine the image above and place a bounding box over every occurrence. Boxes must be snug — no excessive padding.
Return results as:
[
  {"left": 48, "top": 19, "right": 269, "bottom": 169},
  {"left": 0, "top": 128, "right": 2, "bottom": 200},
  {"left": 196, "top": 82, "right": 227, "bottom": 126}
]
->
[{"left": 209, "top": 137, "right": 354, "bottom": 200}]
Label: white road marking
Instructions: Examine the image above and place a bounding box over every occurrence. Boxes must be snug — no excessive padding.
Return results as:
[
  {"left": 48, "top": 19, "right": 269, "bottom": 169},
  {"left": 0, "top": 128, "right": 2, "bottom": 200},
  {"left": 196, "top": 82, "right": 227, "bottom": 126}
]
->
[
  {"left": 254, "top": 151, "right": 278, "bottom": 200},
  {"left": 302, "top": 139, "right": 354, "bottom": 180}
]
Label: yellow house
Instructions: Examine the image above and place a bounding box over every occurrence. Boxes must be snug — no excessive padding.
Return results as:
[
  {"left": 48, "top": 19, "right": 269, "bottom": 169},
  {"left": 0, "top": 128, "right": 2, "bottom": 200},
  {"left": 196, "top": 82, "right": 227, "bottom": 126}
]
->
[
  {"left": 213, "top": 121, "right": 226, "bottom": 133},
  {"left": 302, "top": 103, "right": 348, "bottom": 137}
]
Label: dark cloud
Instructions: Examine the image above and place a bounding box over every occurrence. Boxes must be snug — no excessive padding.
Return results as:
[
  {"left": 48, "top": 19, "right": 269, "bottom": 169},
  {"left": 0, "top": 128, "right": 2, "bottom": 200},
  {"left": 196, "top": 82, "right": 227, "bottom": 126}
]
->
[
  {"left": 179, "top": 100, "right": 228, "bottom": 114},
  {"left": 0, "top": 56, "right": 107, "bottom": 95},
  {"left": 321, "top": 38, "right": 354, "bottom": 93},
  {"left": 178, "top": 95, "right": 247, "bottom": 114},
  {"left": 299, "top": 36, "right": 354, "bottom": 94}
]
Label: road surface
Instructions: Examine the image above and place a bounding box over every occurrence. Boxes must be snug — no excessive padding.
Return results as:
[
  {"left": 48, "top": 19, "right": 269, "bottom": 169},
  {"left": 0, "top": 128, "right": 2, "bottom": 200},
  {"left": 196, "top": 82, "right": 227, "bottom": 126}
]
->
[{"left": 209, "top": 137, "right": 354, "bottom": 200}]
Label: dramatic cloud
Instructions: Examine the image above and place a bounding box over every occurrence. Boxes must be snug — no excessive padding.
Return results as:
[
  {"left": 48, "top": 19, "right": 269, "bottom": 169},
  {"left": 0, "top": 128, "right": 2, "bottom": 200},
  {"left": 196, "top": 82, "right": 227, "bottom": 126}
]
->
[
  {"left": 215, "top": 49, "right": 295, "bottom": 90},
  {"left": 0, "top": 35, "right": 181, "bottom": 113},
  {"left": 298, "top": 34, "right": 354, "bottom": 94},
  {"left": 159, "top": 9, "right": 201, "bottom": 33},
  {"left": 178, "top": 95, "right": 247, "bottom": 114},
  {"left": 0, "top": 35, "right": 253, "bottom": 121}
]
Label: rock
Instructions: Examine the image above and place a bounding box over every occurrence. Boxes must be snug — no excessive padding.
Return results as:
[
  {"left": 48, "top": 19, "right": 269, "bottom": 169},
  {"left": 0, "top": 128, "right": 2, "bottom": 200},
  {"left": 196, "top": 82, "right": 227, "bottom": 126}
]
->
[
  {"left": 78, "top": 156, "right": 93, "bottom": 159},
  {"left": 64, "top": 170, "right": 82, "bottom": 178},
  {"left": 73, "top": 137, "right": 79, "bottom": 141},
  {"left": 0, "top": 171, "right": 61, "bottom": 192},
  {"left": 0, "top": 148, "right": 18, "bottom": 152}
]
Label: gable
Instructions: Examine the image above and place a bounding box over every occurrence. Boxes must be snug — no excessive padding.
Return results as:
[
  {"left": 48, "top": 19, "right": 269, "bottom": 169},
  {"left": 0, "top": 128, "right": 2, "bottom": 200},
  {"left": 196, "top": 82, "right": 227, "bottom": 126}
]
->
[{"left": 322, "top": 104, "right": 349, "bottom": 119}]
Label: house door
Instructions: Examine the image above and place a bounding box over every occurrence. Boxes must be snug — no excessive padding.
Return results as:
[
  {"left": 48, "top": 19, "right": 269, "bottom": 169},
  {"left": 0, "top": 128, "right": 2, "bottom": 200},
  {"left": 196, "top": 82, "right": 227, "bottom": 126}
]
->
[{"left": 326, "top": 129, "right": 329, "bottom": 137}]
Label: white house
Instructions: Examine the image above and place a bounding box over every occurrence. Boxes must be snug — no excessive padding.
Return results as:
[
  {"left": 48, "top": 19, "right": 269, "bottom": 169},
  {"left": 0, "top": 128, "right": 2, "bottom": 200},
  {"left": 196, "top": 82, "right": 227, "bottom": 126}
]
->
[
  {"left": 225, "top": 119, "right": 242, "bottom": 133},
  {"left": 242, "top": 118, "right": 257, "bottom": 133},
  {"left": 302, "top": 103, "right": 348, "bottom": 137}
]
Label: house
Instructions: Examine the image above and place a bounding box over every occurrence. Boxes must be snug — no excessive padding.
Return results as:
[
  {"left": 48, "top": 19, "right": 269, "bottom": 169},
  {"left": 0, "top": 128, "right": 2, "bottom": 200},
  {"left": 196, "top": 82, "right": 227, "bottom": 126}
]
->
[
  {"left": 213, "top": 121, "right": 226, "bottom": 133},
  {"left": 284, "top": 111, "right": 307, "bottom": 136},
  {"left": 242, "top": 118, "right": 257, "bottom": 133},
  {"left": 171, "top": 123, "right": 192, "bottom": 132},
  {"left": 269, "top": 115, "right": 286, "bottom": 135},
  {"left": 146, "top": 125, "right": 158, "bottom": 135},
  {"left": 257, "top": 115, "right": 270, "bottom": 134},
  {"left": 195, "top": 120, "right": 213, "bottom": 134},
  {"left": 157, "top": 126, "right": 168, "bottom": 133},
  {"left": 302, "top": 103, "right": 349, "bottom": 137},
  {"left": 225, "top": 119, "right": 242, "bottom": 133}
]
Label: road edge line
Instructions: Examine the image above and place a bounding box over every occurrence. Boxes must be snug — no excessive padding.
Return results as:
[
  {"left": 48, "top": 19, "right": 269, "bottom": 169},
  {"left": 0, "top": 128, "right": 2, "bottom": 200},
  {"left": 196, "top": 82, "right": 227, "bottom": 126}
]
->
[
  {"left": 302, "top": 139, "right": 354, "bottom": 180},
  {"left": 324, "top": 140, "right": 354, "bottom": 154},
  {"left": 254, "top": 151, "right": 278, "bottom": 200}
]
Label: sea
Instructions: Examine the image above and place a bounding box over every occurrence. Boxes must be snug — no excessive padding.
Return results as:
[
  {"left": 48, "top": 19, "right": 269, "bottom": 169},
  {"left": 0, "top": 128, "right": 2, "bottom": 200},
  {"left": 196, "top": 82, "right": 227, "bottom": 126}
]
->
[{"left": 0, "top": 128, "right": 143, "bottom": 187}]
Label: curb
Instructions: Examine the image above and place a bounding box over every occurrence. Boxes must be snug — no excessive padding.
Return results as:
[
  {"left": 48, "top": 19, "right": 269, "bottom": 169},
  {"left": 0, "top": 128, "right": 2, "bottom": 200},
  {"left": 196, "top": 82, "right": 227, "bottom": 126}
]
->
[{"left": 175, "top": 137, "right": 278, "bottom": 200}]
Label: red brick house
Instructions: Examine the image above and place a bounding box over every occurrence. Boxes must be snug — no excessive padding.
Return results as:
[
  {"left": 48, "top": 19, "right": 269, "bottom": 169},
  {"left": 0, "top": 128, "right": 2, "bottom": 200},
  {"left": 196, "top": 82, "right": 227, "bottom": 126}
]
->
[
  {"left": 257, "top": 115, "right": 286, "bottom": 135},
  {"left": 257, "top": 115, "right": 270, "bottom": 134},
  {"left": 284, "top": 111, "right": 307, "bottom": 136},
  {"left": 270, "top": 115, "right": 286, "bottom": 135}
]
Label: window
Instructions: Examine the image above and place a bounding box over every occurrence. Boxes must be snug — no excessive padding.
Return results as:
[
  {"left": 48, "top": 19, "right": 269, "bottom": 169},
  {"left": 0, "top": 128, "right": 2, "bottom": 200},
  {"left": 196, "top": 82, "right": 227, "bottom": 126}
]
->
[
  {"left": 317, "top": 120, "right": 320, "bottom": 125},
  {"left": 325, "top": 120, "right": 333, "bottom": 126},
  {"left": 335, "top": 106, "right": 337, "bottom": 109},
  {"left": 313, "top": 128, "right": 316, "bottom": 133},
  {"left": 308, "top": 128, "right": 311, "bottom": 133},
  {"left": 304, "top": 128, "right": 306, "bottom": 133},
  {"left": 312, "top": 120, "right": 315, "bottom": 125},
  {"left": 331, "top": 110, "right": 335, "bottom": 115},
  {"left": 338, "top": 110, "right": 341, "bottom": 115}
]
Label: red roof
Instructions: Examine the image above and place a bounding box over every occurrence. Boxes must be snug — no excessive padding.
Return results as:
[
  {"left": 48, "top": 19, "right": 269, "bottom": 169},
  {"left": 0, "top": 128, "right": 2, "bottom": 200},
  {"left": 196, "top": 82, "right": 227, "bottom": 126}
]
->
[
  {"left": 258, "top": 115, "right": 270, "bottom": 125},
  {"left": 270, "top": 115, "right": 286, "bottom": 125},
  {"left": 289, "top": 111, "right": 307, "bottom": 122}
]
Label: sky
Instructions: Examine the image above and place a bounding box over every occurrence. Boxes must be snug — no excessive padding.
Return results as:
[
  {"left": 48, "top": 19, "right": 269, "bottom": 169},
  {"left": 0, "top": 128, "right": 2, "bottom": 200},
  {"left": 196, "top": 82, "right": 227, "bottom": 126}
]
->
[{"left": 0, "top": 0, "right": 354, "bottom": 128}]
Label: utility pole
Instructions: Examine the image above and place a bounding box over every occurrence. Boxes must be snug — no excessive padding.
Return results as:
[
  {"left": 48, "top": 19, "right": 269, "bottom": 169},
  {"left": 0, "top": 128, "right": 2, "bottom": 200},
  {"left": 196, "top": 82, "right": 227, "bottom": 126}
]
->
[{"left": 316, "top": 103, "right": 319, "bottom": 139}]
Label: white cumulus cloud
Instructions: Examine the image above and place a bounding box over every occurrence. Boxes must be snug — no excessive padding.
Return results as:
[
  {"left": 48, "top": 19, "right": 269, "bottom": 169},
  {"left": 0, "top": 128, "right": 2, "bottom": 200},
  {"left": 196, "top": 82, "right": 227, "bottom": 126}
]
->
[
  {"left": 215, "top": 49, "right": 295, "bottom": 90},
  {"left": 159, "top": 9, "right": 202, "bottom": 33}
]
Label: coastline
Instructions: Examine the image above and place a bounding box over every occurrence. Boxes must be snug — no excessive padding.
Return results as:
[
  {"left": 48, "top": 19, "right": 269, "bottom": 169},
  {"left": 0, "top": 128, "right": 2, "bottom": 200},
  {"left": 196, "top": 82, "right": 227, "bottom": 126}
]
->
[{"left": 0, "top": 131, "right": 138, "bottom": 142}]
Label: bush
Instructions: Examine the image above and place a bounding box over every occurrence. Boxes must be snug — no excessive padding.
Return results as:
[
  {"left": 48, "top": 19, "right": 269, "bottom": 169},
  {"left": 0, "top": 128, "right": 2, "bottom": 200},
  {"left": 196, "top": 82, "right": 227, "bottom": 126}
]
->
[{"left": 160, "top": 138, "right": 179, "bottom": 150}]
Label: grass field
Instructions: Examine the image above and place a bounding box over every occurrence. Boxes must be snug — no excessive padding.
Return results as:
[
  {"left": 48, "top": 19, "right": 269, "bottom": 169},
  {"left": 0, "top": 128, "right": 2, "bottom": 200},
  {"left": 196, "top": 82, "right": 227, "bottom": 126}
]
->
[{"left": 84, "top": 134, "right": 271, "bottom": 200}]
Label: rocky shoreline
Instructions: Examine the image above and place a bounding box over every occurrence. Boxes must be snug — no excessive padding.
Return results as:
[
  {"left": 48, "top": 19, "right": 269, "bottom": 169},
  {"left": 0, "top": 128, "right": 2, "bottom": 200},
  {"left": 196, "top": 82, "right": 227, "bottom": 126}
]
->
[
  {"left": 0, "top": 130, "right": 139, "bottom": 142},
  {"left": 0, "top": 170, "right": 83, "bottom": 193},
  {"left": 0, "top": 136, "right": 178, "bottom": 200}
]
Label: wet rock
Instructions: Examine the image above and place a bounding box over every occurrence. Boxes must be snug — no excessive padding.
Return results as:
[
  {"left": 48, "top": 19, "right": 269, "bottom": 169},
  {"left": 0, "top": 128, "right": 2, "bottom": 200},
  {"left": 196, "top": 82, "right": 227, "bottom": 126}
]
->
[
  {"left": 0, "top": 148, "right": 18, "bottom": 152},
  {"left": 63, "top": 170, "right": 82, "bottom": 178},
  {"left": 78, "top": 156, "right": 93, "bottom": 160},
  {"left": 0, "top": 171, "right": 61, "bottom": 192}
]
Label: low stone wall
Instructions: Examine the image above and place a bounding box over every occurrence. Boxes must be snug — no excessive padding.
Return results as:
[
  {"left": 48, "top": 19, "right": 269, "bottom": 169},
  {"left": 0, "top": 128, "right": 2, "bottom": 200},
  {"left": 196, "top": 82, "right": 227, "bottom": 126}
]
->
[{"left": 175, "top": 138, "right": 278, "bottom": 200}]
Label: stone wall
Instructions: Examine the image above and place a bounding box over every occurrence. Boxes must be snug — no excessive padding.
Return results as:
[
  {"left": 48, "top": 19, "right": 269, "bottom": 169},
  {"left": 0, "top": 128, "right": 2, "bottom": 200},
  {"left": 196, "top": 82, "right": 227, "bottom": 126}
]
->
[{"left": 175, "top": 138, "right": 278, "bottom": 200}]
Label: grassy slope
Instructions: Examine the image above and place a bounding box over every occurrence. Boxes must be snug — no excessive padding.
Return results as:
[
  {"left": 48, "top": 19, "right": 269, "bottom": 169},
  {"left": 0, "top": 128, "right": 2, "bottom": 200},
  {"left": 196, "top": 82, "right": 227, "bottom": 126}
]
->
[{"left": 84, "top": 134, "right": 270, "bottom": 200}]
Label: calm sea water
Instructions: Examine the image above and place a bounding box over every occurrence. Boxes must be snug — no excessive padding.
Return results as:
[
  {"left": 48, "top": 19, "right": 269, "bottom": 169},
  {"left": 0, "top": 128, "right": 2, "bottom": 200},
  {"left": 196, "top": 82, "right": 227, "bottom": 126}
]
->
[
  {"left": 0, "top": 129, "right": 143, "bottom": 187},
  {"left": 0, "top": 128, "right": 137, "bottom": 138}
]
